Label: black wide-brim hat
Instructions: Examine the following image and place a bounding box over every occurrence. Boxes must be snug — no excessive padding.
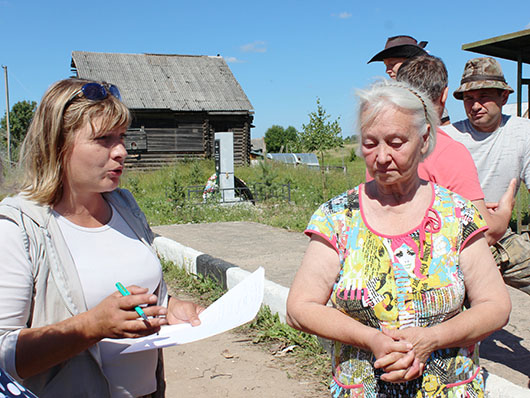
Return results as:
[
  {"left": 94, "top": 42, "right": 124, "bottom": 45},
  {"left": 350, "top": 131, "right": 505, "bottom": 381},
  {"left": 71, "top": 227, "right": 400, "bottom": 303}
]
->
[{"left": 368, "top": 35, "right": 428, "bottom": 63}]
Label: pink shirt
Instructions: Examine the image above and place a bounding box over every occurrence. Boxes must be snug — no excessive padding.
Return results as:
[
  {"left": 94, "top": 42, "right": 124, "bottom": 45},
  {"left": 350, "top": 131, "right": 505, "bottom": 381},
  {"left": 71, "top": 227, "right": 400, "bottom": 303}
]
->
[{"left": 366, "top": 129, "right": 484, "bottom": 202}]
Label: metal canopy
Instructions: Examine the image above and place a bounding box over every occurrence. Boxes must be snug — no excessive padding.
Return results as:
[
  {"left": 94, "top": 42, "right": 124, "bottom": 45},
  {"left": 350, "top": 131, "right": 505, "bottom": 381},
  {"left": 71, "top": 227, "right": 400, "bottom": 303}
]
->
[{"left": 462, "top": 29, "right": 530, "bottom": 64}]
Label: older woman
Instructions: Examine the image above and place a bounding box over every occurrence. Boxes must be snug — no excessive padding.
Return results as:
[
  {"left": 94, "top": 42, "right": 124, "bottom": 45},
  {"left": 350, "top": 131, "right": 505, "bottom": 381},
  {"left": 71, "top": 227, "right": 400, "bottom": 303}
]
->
[
  {"left": 286, "top": 80, "right": 511, "bottom": 397},
  {"left": 0, "top": 78, "right": 202, "bottom": 397}
]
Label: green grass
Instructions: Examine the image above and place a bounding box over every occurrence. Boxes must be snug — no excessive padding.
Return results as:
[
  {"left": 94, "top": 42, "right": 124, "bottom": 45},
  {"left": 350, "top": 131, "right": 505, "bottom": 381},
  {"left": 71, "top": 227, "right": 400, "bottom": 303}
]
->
[
  {"left": 161, "top": 258, "right": 225, "bottom": 305},
  {"left": 512, "top": 183, "right": 529, "bottom": 230},
  {"left": 120, "top": 157, "right": 366, "bottom": 231},
  {"left": 241, "top": 305, "right": 331, "bottom": 386}
]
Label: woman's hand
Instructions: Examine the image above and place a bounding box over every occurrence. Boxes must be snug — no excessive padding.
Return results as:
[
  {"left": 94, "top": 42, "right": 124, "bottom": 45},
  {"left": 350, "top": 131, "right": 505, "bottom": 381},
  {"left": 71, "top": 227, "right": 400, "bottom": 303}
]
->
[
  {"left": 167, "top": 297, "right": 204, "bottom": 326},
  {"left": 87, "top": 286, "right": 169, "bottom": 340},
  {"left": 377, "top": 355, "right": 424, "bottom": 383},
  {"left": 371, "top": 329, "right": 423, "bottom": 383},
  {"left": 16, "top": 286, "right": 169, "bottom": 378},
  {"left": 381, "top": 327, "right": 435, "bottom": 365},
  {"left": 370, "top": 330, "right": 413, "bottom": 361},
  {"left": 374, "top": 327, "right": 434, "bottom": 382}
]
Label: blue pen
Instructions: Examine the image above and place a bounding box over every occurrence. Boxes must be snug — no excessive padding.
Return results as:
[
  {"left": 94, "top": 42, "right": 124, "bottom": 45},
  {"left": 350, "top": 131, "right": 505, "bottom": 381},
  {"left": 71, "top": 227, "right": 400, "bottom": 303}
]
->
[{"left": 115, "top": 282, "right": 150, "bottom": 322}]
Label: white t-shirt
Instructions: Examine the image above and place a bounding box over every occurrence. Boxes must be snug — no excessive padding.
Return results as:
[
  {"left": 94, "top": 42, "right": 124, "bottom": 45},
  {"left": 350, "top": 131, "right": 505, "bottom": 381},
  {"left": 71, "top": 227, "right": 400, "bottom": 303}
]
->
[
  {"left": 441, "top": 115, "right": 530, "bottom": 203},
  {"left": 0, "top": 203, "right": 162, "bottom": 398}
]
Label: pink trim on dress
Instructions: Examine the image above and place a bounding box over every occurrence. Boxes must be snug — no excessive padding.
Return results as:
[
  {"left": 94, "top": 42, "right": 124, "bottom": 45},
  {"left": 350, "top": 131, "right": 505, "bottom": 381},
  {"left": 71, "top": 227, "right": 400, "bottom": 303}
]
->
[
  {"left": 331, "top": 366, "right": 481, "bottom": 391},
  {"left": 445, "top": 366, "right": 481, "bottom": 388},
  {"left": 304, "top": 230, "right": 341, "bottom": 256},
  {"left": 460, "top": 226, "right": 489, "bottom": 252},
  {"left": 359, "top": 182, "right": 436, "bottom": 238},
  {"left": 332, "top": 374, "right": 364, "bottom": 389}
]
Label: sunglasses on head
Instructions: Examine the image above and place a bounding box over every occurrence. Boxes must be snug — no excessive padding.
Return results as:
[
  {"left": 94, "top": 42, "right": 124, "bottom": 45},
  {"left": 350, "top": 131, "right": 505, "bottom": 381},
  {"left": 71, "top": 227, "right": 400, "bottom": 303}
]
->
[{"left": 68, "top": 82, "right": 122, "bottom": 105}]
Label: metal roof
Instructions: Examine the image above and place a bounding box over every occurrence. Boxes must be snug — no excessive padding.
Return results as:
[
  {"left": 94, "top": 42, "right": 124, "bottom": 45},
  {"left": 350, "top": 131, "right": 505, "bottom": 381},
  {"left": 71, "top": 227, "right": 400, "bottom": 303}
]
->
[
  {"left": 266, "top": 153, "right": 320, "bottom": 167},
  {"left": 462, "top": 29, "right": 530, "bottom": 64},
  {"left": 71, "top": 51, "right": 253, "bottom": 112}
]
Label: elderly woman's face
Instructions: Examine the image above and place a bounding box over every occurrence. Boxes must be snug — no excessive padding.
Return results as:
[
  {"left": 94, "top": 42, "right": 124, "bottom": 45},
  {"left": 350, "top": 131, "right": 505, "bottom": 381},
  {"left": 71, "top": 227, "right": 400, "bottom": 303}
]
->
[{"left": 361, "top": 106, "right": 429, "bottom": 187}]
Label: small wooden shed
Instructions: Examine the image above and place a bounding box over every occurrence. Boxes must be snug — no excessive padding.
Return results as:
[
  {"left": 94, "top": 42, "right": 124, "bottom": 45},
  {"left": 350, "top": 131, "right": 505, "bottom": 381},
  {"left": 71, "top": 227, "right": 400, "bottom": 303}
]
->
[{"left": 70, "top": 51, "right": 254, "bottom": 167}]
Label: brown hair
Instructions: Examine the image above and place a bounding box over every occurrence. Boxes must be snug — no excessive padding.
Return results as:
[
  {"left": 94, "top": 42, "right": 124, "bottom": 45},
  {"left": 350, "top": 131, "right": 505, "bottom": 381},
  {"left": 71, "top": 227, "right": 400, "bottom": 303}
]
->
[
  {"left": 396, "top": 55, "right": 448, "bottom": 102},
  {"left": 19, "top": 78, "right": 131, "bottom": 205}
]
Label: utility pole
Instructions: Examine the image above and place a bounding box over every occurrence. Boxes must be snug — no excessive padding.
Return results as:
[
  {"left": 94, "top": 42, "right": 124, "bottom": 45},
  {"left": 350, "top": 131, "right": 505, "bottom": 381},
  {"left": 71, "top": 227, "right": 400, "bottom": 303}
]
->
[{"left": 2, "top": 65, "right": 11, "bottom": 163}]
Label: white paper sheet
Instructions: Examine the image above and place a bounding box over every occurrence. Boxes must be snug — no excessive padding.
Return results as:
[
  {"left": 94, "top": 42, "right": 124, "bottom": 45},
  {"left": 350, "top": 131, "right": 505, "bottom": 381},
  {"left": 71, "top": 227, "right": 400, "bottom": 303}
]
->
[{"left": 118, "top": 267, "right": 264, "bottom": 354}]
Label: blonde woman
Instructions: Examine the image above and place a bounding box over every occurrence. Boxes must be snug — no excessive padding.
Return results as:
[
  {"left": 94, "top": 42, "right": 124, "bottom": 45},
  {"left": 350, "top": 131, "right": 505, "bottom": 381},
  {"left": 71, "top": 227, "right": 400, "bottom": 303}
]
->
[{"left": 0, "top": 78, "right": 202, "bottom": 398}]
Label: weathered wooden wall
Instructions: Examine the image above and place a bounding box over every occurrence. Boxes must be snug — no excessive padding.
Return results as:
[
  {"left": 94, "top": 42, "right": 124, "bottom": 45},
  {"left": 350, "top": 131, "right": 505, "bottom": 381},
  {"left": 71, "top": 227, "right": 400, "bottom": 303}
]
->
[{"left": 125, "top": 110, "right": 252, "bottom": 169}]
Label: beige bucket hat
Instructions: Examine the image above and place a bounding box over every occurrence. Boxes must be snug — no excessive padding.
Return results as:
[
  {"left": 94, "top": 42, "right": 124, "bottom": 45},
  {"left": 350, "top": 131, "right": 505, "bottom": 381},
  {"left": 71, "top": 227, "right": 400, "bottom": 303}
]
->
[{"left": 453, "top": 57, "right": 514, "bottom": 100}]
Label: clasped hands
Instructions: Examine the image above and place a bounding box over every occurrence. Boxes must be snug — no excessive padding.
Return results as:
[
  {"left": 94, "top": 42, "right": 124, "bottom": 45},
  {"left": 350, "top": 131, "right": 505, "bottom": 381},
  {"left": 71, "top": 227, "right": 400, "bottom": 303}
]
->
[
  {"left": 372, "top": 327, "right": 434, "bottom": 384},
  {"left": 87, "top": 285, "right": 204, "bottom": 341}
]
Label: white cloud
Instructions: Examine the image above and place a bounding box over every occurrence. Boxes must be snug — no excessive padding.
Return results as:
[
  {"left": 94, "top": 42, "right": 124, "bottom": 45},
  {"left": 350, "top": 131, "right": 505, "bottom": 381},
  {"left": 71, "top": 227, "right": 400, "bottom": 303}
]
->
[
  {"left": 526, "top": 21, "right": 530, "bottom": 29},
  {"left": 332, "top": 11, "right": 352, "bottom": 19},
  {"left": 224, "top": 56, "right": 245, "bottom": 64},
  {"left": 240, "top": 41, "right": 267, "bottom": 53}
]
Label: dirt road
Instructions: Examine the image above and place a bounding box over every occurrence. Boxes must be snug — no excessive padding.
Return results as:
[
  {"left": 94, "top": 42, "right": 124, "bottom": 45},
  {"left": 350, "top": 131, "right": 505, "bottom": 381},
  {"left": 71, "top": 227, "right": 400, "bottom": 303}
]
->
[{"left": 164, "top": 329, "right": 328, "bottom": 397}]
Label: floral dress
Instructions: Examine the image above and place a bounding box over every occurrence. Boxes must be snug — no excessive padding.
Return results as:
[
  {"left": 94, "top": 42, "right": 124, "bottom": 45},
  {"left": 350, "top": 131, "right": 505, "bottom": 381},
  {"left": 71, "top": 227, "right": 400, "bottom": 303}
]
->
[{"left": 305, "top": 183, "right": 488, "bottom": 398}]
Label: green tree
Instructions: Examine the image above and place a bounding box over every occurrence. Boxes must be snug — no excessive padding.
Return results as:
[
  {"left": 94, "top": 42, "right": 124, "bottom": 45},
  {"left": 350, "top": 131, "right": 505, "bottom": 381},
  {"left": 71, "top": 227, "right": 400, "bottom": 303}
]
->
[
  {"left": 299, "top": 97, "right": 343, "bottom": 200},
  {"left": 264, "top": 125, "right": 298, "bottom": 153},
  {"left": 1, "top": 100, "right": 37, "bottom": 161},
  {"left": 283, "top": 126, "right": 303, "bottom": 152},
  {"left": 300, "top": 97, "right": 342, "bottom": 165}
]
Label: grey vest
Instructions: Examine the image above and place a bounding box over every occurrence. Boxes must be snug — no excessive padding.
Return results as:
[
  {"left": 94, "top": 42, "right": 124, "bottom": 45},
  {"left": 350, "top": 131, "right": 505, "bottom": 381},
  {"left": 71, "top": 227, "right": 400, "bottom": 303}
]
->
[{"left": 0, "top": 189, "right": 166, "bottom": 397}]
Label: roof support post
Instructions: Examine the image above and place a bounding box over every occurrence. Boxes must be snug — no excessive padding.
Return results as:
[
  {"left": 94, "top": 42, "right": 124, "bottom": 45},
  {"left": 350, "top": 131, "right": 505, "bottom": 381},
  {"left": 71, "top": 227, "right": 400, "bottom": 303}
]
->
[
  {"left": 515, "top": 55, "right": 522, "bottom": 234},
  {"left": 517, "top": 54, "right": 522, "bottom": 117}
]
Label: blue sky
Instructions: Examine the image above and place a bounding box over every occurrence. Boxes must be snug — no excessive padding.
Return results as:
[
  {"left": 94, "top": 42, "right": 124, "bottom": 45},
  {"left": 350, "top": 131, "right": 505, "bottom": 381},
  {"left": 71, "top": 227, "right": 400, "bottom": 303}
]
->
[{"left": 1, "top": 0, "right": 529, "bottom": 138}]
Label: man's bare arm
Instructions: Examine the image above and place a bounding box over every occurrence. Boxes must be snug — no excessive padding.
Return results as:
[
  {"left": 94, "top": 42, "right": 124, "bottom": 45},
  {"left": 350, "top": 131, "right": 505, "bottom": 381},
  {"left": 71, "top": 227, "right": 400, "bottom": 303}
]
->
[{"left": 472, "top": 179, "right": 516, "bottom": 245}]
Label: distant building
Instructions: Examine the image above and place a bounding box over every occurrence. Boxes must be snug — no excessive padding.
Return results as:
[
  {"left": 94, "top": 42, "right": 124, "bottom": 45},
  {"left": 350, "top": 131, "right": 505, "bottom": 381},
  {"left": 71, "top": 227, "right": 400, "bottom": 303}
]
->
[
  {"left": 70, "top": 51, "right": 254, "bottom": 167},
  {"left": 266, "top": 153, "right": 319, "bottom": 169}
]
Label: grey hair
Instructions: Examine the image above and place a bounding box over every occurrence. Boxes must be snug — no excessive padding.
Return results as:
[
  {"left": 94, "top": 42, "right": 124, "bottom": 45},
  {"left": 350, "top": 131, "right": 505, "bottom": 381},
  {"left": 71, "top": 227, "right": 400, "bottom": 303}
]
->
[{"left": 356, "top": 79, "right": 439, "bottom": 160}]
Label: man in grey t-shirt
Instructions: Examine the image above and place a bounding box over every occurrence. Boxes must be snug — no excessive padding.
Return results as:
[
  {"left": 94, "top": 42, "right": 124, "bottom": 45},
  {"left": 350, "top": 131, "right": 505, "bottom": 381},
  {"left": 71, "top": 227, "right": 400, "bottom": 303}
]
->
[{"left": 442, "top": 57, "right": 530, "bottom": 295}]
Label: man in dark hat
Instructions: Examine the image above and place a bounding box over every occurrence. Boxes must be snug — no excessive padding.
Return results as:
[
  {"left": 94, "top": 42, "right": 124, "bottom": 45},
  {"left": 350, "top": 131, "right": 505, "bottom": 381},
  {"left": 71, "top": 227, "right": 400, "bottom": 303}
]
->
[
  {"left": 368, "top": 35, "right": 428, "bottom": 79},
  {"left": 368, "top": 35, "right": 451, "bottom": 124},
  {"left": 442, "top": 57, "right": 530, "bottom": 295}
]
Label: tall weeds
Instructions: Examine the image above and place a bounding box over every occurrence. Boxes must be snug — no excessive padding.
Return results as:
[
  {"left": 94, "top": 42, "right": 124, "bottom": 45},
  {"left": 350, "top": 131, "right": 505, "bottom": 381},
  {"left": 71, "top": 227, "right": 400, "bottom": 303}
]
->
[{"left": 120, "top": 157, "right": 366, "bottom": 231}]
